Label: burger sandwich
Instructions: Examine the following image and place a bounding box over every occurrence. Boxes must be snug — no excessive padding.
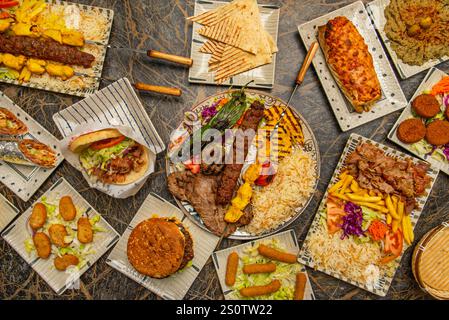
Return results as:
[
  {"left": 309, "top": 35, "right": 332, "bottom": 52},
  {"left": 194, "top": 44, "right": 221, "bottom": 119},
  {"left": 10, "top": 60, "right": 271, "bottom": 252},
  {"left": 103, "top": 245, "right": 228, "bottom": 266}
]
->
[
  {"left": 69, "top": 128, "right": 149, "bottom": 185},
  {"left": 127, "top": 217, "right": 194, "bottom": 278}
]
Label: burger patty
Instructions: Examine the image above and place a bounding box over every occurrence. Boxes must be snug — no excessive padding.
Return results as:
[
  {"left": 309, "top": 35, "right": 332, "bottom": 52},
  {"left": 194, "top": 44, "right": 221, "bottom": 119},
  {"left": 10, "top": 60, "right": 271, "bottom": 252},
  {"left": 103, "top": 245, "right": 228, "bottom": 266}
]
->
[{"left": 176, "top": 221, "right": 194, "bottom": 269}]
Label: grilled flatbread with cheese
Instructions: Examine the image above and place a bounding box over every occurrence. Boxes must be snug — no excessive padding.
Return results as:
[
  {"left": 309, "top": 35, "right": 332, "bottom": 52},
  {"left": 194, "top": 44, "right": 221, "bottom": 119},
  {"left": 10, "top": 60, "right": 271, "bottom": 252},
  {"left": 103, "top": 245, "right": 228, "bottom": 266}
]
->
[{"left": 318, "top": 16, "right": 381, "bottom": 113}]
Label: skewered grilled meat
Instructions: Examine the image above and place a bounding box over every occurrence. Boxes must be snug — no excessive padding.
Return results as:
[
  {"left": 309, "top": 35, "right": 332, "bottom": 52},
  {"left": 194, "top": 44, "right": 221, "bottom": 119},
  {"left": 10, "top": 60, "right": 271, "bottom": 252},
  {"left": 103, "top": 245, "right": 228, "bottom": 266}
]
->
[
  {"left": 216, "top": 100, "right": 265, "bottom": 205},
  {"left": 0, "top": 34, "right": 95, "bottom": 68}
]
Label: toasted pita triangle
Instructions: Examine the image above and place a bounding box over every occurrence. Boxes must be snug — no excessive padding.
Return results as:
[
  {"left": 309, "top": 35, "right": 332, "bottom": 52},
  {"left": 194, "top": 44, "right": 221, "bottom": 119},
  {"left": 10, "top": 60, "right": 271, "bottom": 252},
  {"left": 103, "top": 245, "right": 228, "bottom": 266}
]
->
[
  {"left": 214, "top": 44, "right": 272, "bottom": 82},
  {"left": 195, "top": 0, "right": 270, "bottom": 55}
]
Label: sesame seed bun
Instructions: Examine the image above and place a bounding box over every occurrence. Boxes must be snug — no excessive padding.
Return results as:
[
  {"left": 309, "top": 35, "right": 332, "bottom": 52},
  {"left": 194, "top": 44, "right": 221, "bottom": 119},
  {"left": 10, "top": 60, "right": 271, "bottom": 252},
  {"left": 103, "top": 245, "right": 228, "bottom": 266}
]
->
[{"left": 69, "top": 129, "right": 124, "bottom": 153}]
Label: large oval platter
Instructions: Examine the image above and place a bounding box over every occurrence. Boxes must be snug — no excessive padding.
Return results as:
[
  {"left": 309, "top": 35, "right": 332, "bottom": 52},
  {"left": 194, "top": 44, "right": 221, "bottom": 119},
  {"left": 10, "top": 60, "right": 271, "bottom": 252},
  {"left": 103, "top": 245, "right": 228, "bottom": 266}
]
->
[{"left": 166, "top": 90, "right": 320, "bottom": 240}]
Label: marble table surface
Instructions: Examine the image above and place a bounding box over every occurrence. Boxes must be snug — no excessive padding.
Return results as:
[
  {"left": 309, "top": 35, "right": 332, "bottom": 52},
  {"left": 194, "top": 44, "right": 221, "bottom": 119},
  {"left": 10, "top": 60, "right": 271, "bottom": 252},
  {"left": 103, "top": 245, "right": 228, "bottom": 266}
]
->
[{"left": 1, "top": 0, "right": 448, "bottom": 300}]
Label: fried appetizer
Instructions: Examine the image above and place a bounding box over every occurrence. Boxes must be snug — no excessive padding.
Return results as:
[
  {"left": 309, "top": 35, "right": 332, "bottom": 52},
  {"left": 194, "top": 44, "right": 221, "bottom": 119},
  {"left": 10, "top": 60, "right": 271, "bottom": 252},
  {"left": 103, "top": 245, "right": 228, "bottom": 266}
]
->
[
  {"left": 318, "top": 16, "right": 381, "bottom": 113},
  {"left": 127, "top": 218, "right": 194, "bottom": 278},
  {"left": 33, "top": 232, "right": 51, "bottom": 259},
  {"left": 0, "top": 107, "right": 28, "bottom": 135},
  {"left": 29, "top": 203, "right": 47, "bottom": 230},
  {"left": 225, "top": 252, "right": 239, "bottom": 286},
  {"left": 412, "top": 94, "right": 441, "bottom": 119},
  {"left": 48, "top": 224, "right": 69, "bottom": 248},
  {"left": 294, "top": 273, "right": 307, "bottom": 300},
  {"left": 77, "top": 217, "right": 93, "bottom": 244},
  {"left": 425, "top": 120, "right": 449, "bottom": 146},
  {"left": 240, "top": 280, "right": 281, "bottom": 297},
  {"left": 54, "top": 254, "right": 79, "bottom": 271},
  {"left": 242, "top": 263, "right": 276, "bottom": 274},
  {"left": 257, "top": 244, "right": 297, "bottom": 264},
  {"left": 397, "top": 118, "right": 426, "bottom": 144},
  {"left": 59, "top": 196, "right": 76, "bottom": 221}
]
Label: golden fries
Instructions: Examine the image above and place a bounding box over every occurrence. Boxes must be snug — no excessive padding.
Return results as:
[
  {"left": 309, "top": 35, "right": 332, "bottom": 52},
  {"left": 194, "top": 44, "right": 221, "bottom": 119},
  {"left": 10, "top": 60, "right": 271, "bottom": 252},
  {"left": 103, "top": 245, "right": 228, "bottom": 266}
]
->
[
  {"left": 387, "top": 214, "right": 392, "bottom": 225},
  {"left": 352, "top": 201, "right": 389, "bottom": 213},
  {"left": 329, "top": 179, "right": 344, "bottom": 194},
  {"left": 386, "top": 195, "right": 400, "bottom": 220},
  {"left": 346, "top": 194, "right": 382, "bottom": 203},
  {"left": 339, "top": 175, "right": 353, "bottom": 195},
  {"left": 330, "top": 192, "right": 350, "bottom": 201}
]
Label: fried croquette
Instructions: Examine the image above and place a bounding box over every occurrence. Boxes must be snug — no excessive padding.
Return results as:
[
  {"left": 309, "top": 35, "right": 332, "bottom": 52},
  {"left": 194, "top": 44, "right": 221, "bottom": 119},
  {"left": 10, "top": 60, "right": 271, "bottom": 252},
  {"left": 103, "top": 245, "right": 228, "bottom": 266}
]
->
[
  {"left": 225, "top": 252, "right": 239, "bottom": 286},
  {"left": 412, "top": 94, "right": 441, "bottom": 118},
  {"left": 59, "top": 196, "right": 76, "bottom": 221},
  {"left": 77, "top": 217, "right": 93, "bottom": 244},
  {"left": 242, "top": 263, "right": 276, "bottom": 274},
  {"left": 425, "top": 120, "right": 449, "bottom": 146},
  {"left": 257, "top": 244, "right": 297, "bottom": 264},
  {"left": 33, "top": 232, "right": 51, "bottom": 259},
  {"left": 397, "top": 118, "right": 427, "bottom": 144},
  {"left": 49, "top": 224, "right": 69, "bottom": 248},
  {"left": 54, "top": 254, "right": 79, "bottom": 271},
  {"left": 29, "top": 203, "right": 47, "bottom": 230},
  {"left": 127, "top": 218, "right": 189, "bottom": 278},
  {"left": 239, "top": 280, "right": 281, "bottom": 297}
]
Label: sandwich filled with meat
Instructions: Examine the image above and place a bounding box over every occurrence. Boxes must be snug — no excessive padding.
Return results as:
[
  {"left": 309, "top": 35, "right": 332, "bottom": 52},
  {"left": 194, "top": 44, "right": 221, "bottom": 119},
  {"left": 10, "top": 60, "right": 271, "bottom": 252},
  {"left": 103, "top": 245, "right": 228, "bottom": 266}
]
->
[{"left": 69, "top": 128, "right": 149, "bottom": 185}]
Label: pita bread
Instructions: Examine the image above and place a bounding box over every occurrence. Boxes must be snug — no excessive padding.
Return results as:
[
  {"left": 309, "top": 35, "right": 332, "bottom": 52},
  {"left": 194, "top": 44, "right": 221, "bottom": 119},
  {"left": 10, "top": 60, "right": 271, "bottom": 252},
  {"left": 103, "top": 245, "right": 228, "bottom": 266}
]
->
[{"left": 214, "top": 44, "right": 272, "bottom": 82}]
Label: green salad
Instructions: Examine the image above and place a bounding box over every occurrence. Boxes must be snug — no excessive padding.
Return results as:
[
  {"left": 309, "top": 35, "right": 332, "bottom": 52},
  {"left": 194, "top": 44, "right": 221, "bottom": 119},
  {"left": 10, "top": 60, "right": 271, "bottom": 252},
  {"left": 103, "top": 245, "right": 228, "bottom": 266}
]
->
[{"left": 230, "top": 239, "right": 303, "bottom": 300}]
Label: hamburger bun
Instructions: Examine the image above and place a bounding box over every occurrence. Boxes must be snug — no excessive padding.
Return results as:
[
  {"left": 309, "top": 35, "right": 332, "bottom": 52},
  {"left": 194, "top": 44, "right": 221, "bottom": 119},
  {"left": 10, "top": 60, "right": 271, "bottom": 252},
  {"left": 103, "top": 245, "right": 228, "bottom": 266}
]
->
[
  {"left": 69, "top": 129, "right": 124, "bottom": 153},
  {"left": 127, "top": 218, "right": 194, "bottom": 278}
]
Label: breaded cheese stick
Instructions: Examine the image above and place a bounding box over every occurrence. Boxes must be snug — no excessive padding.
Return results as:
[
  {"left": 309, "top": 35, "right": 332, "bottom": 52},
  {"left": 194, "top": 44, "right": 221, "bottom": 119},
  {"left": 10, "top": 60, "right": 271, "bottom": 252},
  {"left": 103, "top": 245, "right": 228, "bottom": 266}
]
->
[
  {"left": 225, "top": 252, "right": 239, "bottom": 286},
  {"left": 258, "top": 244, "right": 297, "bottom": 264},
  {"left": 242, "top": 263, "right": 276, "bottom": 274},
  {"left": 294, "top": 273, "right": 307, "bottom": 300},
  {"left": 240, "top": 280, "right": 281, "bottom": 297}
]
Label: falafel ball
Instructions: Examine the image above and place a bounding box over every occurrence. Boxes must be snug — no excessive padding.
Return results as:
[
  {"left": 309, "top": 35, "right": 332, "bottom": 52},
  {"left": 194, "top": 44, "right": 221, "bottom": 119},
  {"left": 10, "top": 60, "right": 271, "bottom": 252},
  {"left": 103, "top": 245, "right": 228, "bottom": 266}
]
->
[
  {"left": 412, "top": 94, "right": 441, "bottom": 119},
  {"left": 397, "top": 118, "right": 427, "bottom": 144},
  {"left": 425, "top": 120, "right": 449, "bottom": 146}
]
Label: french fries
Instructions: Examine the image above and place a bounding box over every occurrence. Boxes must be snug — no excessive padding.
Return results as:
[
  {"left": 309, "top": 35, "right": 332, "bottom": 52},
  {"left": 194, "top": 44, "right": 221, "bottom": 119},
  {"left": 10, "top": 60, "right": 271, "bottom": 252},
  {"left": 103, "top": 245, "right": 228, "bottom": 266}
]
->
[
  {"left": 346, "top": 194, "right": 382, "bottom": 203},
  {"left": 385, "top": 195, "right": 400, "bottom": 220}
]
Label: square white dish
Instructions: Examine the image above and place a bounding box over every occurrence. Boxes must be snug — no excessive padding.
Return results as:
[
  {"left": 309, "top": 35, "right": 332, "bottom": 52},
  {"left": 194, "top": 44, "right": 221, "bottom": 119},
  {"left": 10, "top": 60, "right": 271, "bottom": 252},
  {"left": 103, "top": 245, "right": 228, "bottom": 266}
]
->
[
  {"left": 0, "top": 193, "right": 19, "bottom": 232},
  {"left": 297, "top": 1, "right": 407, "bottom": 132},
  {"left": 188, "top": 0, "right": 280, "bottom": 89},
  {"left": 298, "top": 133, "right": 439, "bottom": 297},
  {"left": 213, "top": 229, "right": 315, "bottom": 300},
  {"left": 388, "top": 67, "right": 449, "bottom": 176},
  {"left": 0, "top": 91, "right": 64, "bottom": 202},
  {"left": 1, "top": 178, "right": 120, "bottom": 295},
  {"left": 106, "top": 193, "right": 219, "bottom": 300},
  {"left": 366, "top": 0, "right": 449, "bottom": 80},
  {"left": 52, "top": 78, "right": 165, "bottom": 155}
]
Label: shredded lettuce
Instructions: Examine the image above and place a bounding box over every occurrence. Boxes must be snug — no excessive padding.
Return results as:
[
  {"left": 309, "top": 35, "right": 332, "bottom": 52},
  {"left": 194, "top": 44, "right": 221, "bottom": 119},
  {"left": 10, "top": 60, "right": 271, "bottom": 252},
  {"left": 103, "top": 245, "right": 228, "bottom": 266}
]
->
[
  {"left": 80, "top": 139, "right": 135, "bottom": 172},
  {"left": 231, "top": 239, "right": 302, "bottom": 300},
  {"left": 0, "top": 67, "right": 19, "bottom": 80}
]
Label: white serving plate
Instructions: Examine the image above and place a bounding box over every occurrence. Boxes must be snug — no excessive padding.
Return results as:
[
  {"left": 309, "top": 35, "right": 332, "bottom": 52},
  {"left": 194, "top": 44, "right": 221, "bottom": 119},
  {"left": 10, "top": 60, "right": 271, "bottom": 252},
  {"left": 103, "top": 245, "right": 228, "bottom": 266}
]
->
[
  {"left": 213, "top": 229, "right": 315, "bottom": 300},
  {"left": 1, "top": 178, "right": 120, "bottom": 295},
  {"left": 298, "top": 133, "right": 439, "bottom": 297},
  {"left": 388, "top": 67, "right": 449, "bottom": 176},
  {"left": 188, "top": 0, "right": 280, "bottom": 89},
  {"left": 366, "top": 0, "right": 449, "bottom": 80},
  {"left": 0, "top": 91, "right": 64, "bottom": 202},
  {"left": 107, "top": 193, "right": 219, "bottom": 300},
  {"left": 298, "top": 1, "right": 407, "bottom": 132}
]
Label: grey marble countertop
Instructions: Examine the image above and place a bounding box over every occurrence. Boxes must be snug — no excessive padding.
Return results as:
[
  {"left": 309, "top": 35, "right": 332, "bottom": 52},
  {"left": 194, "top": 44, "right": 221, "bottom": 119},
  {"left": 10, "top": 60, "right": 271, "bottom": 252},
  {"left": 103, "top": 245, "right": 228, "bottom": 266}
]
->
[{"left": 0, "top": 0, "right": 448, "bottom": 300}]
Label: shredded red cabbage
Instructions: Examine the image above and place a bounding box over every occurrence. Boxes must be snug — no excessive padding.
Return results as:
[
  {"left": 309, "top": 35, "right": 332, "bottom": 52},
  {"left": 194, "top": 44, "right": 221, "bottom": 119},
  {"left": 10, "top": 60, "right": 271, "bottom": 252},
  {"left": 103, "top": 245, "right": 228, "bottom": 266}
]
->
[
  {"left": 201, "top": 101, "right": 219, "bottom": 120},
  {"left": 340, "top": 202, "right": 365, "bottom": 239},
  {"left": 443, "top": 94, "right": 449, "bottom": 108}
]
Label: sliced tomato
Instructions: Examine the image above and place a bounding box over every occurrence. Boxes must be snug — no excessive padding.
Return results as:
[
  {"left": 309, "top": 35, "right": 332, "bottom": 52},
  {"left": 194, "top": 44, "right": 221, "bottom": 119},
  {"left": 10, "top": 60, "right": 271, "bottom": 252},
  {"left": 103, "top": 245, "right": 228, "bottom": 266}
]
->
[
  {"left": 0, "top": 1, "right": 19, "bottom": 9},
  {"left": 326, "top": 199, "right": 346, "bottom": 234},
  {"left": 90, "top": 135, "right": 125, "bottom": 150},
  {"left": 384, "top": 229, "right": 403, "bottom": 257}
]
